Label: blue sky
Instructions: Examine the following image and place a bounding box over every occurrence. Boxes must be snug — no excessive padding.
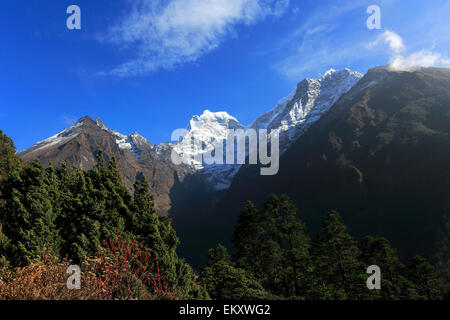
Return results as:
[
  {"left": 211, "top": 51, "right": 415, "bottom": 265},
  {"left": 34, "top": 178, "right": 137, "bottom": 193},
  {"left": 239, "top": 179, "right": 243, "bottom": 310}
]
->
[{"left": 1, "top": 0, "right": 449, "bottom": 151}]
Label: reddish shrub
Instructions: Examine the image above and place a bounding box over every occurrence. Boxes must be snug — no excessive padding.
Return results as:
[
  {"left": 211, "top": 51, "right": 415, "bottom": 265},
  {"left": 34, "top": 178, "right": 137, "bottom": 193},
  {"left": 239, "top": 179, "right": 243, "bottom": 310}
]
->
[{"left": 88, "top": 235, "right": 184, "bottom": 300}]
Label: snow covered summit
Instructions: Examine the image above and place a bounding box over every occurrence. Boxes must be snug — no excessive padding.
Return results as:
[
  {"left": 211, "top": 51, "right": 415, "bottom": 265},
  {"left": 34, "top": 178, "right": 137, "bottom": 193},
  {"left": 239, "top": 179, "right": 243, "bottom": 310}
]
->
[
  {"left": 251, "top": 68, "right": 363, "bottom": 152},
  {"left": 172, "top": 110, "right": 245, "bottom": 170}
]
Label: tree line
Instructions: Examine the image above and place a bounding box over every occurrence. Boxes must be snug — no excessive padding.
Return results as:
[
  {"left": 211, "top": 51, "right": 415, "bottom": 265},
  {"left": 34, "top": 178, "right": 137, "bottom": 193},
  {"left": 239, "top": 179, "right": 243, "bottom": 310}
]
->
[
  {"left": 0, "top": 130, "right": 207, "bottom": 299},
  {"left": 0, "top": 129, "right": 448, "bottom": 299},
  {"left": 199, "top": 195, "right": 448, "bottom": 300}
]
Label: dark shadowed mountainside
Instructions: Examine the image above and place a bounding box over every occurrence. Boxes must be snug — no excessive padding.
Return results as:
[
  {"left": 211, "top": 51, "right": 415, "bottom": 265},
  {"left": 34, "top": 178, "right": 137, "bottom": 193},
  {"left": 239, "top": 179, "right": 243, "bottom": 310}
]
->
[{"left": 180, "top": 66, "right": 450, "bottom": 267}]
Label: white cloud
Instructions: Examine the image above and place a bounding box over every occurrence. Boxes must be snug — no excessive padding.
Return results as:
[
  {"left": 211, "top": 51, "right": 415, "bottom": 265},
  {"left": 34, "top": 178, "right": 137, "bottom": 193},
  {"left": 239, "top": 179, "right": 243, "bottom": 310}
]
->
[
  {"left": 389, "top": 50, "right": 450, "bottom": 71},
  {"left": 368, "top": 30, "right": 450, "bottom": 71},
  {"left": 306, "top": 24, "right": 337, "bottom": 35},
  {"left": 368, "top": 30, "right": 405, "bottom": 54},
  {"left": 100, "top": 0, "right": 289, "bottom": 76},
  {"left": 272, "top": 0, "right": 290, "bottom": 17}
]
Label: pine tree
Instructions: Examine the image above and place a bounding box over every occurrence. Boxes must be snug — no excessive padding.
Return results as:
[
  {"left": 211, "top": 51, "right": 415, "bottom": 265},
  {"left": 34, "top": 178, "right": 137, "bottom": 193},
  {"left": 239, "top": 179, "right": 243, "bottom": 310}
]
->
[
  {"left": 0, "top": 161, "right": 59, "bottom": 265},
  {"left": 0, "top": 130, "right": 20, "bottom": 185},
  {"left": 276, "top": 195, "right": 312, "bottom": 298},
  {"left": 433, "top": 215, "right": 450, "bottom": 296},
  {"left": 199, "top": 245, "right": 268, "bottom": 300},
  {"left": 129, "top": 174, "right": 206, "bottom": 299},
  {"left": 256, "top": 195, "right": 285, "bottom": 296},
  {"left": 259, "top": 195, "right": 313, "bottom": 298},
  {"left": 310, "top": 211, "right": 372, "bottom": 299},
  {"left": 0, "top": 130, "right": 20, "bottom": 269},
  {"left": 131, "top": 175, "right": 158, "bottom": 238},
  {"left": 232, "top": 201, "right": 265, "bottom": 277},
  {"left": 407, "top": 256, "right": 443, "bottom": 300},
  {"left": 359, "top": 236, "right": 416, "bottom": 299},
  {"left": 232, "top": 195, "right": 313, "bottom": 299}
]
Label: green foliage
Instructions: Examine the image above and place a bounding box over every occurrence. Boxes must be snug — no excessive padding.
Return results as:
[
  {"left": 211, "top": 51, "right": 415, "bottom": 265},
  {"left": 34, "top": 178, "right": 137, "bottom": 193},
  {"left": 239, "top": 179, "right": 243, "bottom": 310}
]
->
[
  {"left": 407, "top": 256, "right": 443, "bottom": 300},
  {"left": 202, "top": 195, "right": 443, "bottom": 300},
  {"left": 231, "top": 195, "right": 313, "bottom": 298},
  {"left": 0, "top": 160, "right": 60, "bottom": 266},
  {"left": 433, "top": 215, "right": 450, "bottom": 296},
  {"left": 0, "top": 130, "right": 20, "bottom": 184},
  {"left": 199, "top": 245, "right": 268, "bottom": 300},
  {"left": 259, "top": 195, "right": 313, "bottom": 297},
  {"left": 0, "top": 130, "right": 444, "bottom": 300},
  {"left": 359, "top": 236, "right": 417, "bottom": 299},
  {"left": 232, "top": 201, "right": 265, "bottom": 276},
  {"left": 0, "top": 134, "right": 206, "bottom": 299},
  {"left": 309, "top": 211, "right": 374, "bottom": 300}
]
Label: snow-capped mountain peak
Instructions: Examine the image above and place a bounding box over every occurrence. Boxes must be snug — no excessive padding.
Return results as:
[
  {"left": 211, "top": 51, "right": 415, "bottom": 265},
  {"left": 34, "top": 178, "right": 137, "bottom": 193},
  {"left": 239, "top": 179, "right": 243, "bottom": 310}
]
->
[
  {"left": 18, "top": 117, "right": 151, "bottom": 159},
  {"left": 251, "top": 68, "right": 363, "bottom": 152},
  {"left": 22, "top": 118, "right": 88, "bottom": 154},
  {"left": 173, "top": 110, "right": 245, "bottom": 170},
  {"left": 321, "top": 68, "right": 337, "bottom": 78},
  {"left": 187, "top": 110, "right": 241, "bottom": 131}
]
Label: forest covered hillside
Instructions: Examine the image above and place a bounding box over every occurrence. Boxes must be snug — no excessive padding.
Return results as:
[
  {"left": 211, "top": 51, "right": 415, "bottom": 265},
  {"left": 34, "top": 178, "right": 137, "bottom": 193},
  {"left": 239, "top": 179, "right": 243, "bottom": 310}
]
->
[
  {"left": 1, "top": 130, "right": 449, "bottom": 300},
  {"left": 181, "top": 67, "right": 450, "bottom": 269}
]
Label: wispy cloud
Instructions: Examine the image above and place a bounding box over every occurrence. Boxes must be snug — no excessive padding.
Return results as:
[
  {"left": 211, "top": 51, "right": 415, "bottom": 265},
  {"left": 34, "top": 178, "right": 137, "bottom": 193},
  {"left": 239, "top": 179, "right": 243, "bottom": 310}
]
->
[
  {"left": 367, "top": 30, "right": 405, "bottom": 54},
  {"left": 368, "top": 30, "right": 450, "bottom": 71},
  {"left": 306, "top": 24, "right": 337, "bottom": 35},
  {"left": 273, "top": 42, "right": 367, "bottom": 79},
  {"left": 271, "top": 0, "right": 373, "bottom": 79},
  {"left": 98, "top": 0, "right": 290, "bottom": 77},
  {"left": 390, "top": 50, "right": 450, "bottom": 71}
]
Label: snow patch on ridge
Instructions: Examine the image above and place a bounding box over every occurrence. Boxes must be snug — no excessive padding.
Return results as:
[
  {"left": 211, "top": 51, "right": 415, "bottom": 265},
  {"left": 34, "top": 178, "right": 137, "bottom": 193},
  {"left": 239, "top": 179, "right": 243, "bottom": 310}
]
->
[{"left": 251, "top": 68, "right": 363, "bottom": 153}]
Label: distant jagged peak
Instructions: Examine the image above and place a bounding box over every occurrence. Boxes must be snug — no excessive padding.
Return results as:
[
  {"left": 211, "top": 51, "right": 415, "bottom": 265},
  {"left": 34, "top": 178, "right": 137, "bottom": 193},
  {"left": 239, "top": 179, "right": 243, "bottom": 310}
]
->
[
  {"left": 329, "top": 68, "right": 362, "bottom": 80},
  {"left": 317, "top": 67, "right": 363, "bottom": 81},
  {"left": 95, "top": 117, "right": 109, "bottom": 130},
  {"left": 191, "top": 109, "right": 240, "bottom": 122},
  {"left": 187, "top": 109, "right": 243, "bottom": 131},
  {"left": 19, "top": 116, "right": 152, "bottom": 158},
  {"left": 252, "top": 68, "right": 363, "bottom": 127},
  {"left": 20, "top": 117, "right": 90, "bottom": 154},
  {"left": 92, "top": 118, "right": 151, "bottom": 154},
  {"left": 94, "top": 118, "right": 147, "bottom": 142}
]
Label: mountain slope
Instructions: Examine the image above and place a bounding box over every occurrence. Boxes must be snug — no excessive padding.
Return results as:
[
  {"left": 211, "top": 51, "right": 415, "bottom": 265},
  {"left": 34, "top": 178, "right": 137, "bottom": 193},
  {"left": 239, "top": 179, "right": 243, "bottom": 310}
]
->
[
  {"left": 17, "top": 116, "right": 195, "bottom": 214},
  {"left": 251, "top": 68, "right": 363, "bottom": 152},
  {"left": 186, "top": 66, "right": 450, "bottom": 266}
]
